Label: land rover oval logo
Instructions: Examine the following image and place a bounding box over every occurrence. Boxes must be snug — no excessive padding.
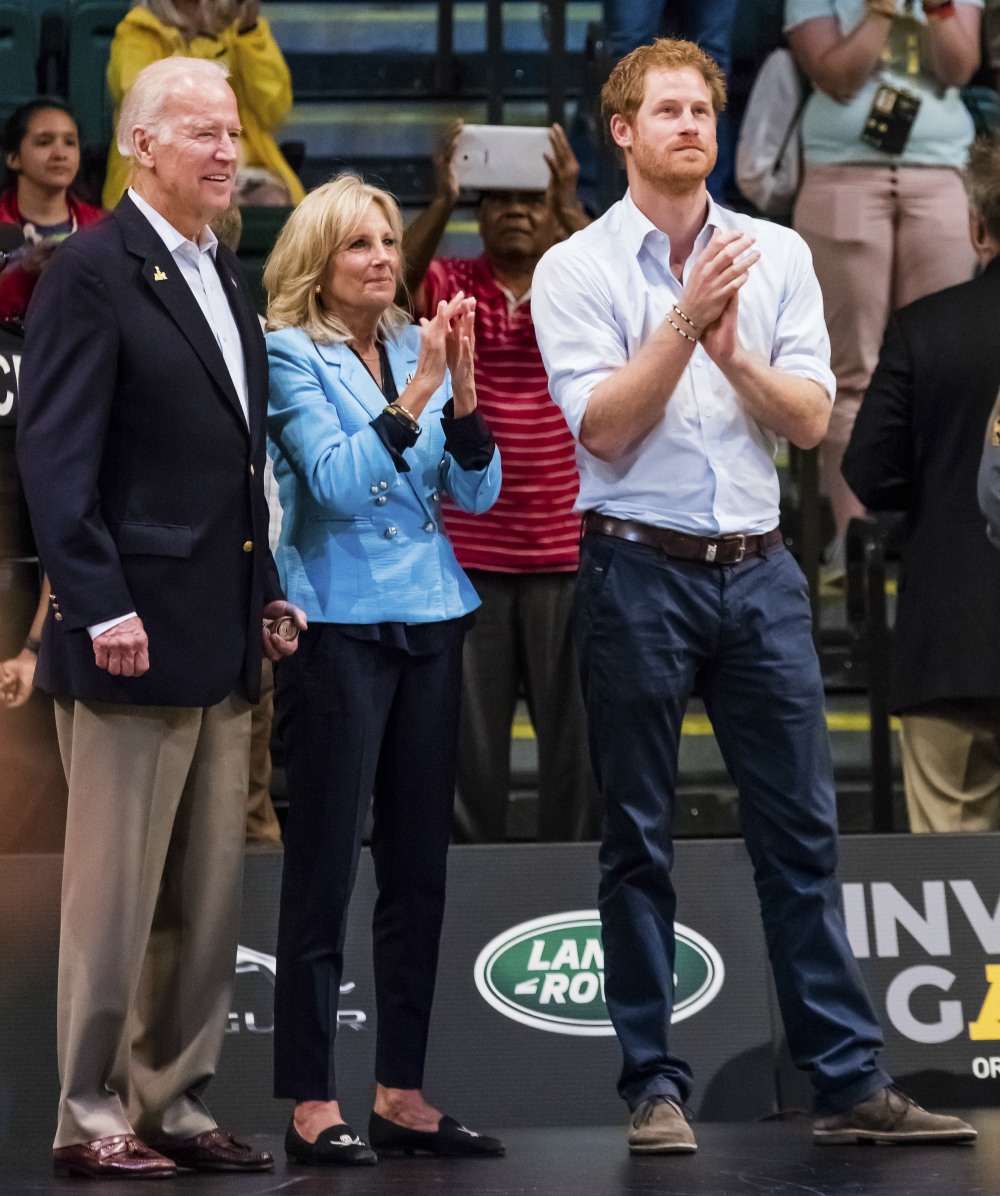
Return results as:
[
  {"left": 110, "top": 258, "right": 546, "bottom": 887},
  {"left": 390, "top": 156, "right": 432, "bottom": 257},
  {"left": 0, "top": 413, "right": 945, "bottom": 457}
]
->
[{"left": 474, "top": 910, "right": 724, "bottom": 1036}]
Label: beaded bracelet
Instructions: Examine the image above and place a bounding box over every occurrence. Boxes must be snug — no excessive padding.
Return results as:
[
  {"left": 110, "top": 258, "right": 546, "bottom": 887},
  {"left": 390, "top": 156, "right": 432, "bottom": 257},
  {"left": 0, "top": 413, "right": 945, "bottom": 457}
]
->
[
  {"left": 672, "top": 304, "right": 702, "bottom": 334},
  {"left": 667, "top": 316, "right": 698, "bottom": 343}
]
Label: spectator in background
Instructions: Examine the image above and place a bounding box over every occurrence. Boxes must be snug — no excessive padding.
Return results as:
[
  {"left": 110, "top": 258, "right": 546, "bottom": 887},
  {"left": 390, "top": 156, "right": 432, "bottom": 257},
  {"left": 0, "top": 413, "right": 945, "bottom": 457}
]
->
[
  {"left": 786, "top": 0, "right": 981, "bottom": 577},
  {"left": 843, "top": 135, "right": 1000, "bottom": 833},
  {"left": 403, "top": 122, "right": 600, "bottom": 843},
  {"left": 104, "top": 0, "right": 305, "bottom": 209},
  {"left": 0, "top": 97, "right": 104, "bottom": 324}
]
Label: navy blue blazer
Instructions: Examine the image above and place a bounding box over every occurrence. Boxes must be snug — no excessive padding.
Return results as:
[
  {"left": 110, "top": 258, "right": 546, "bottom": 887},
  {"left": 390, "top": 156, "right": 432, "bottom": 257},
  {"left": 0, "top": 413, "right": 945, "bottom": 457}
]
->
[{"left": 16, "top": 195, "right": 282, "bottom": 706}]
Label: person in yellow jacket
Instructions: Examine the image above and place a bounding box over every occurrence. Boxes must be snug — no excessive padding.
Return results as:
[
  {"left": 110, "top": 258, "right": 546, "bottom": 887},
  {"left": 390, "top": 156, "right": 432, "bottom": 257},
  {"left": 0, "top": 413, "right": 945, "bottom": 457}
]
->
[{"left": 104, "top": 0, "right": 306, "bottom": 208}]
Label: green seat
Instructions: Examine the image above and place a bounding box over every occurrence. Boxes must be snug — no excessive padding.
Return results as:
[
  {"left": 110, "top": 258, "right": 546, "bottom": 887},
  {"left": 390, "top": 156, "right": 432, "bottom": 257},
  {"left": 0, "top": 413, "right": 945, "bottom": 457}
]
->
[
  {"left": 66, "top": 1, "right": 128, "bottom": 152},
  {"left": 236, "top": 206, "right": 294, "bottom": 315},
  {"left": 0, "top": 4, "right": 40, "bottom": 130}
]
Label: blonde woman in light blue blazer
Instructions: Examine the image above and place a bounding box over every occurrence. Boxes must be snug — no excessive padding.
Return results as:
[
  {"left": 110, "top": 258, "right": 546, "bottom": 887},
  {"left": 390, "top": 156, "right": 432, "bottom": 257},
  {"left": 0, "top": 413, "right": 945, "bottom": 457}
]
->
[{"left": 263, "top": 175, "right": 503, "bottom": 1168}]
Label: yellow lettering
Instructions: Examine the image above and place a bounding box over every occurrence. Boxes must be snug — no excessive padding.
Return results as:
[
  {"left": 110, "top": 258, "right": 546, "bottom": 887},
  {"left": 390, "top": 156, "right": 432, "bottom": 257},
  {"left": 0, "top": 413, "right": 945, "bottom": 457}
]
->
[{"left": 969, "top": 965, "right": 1000, "bottom": 1040}]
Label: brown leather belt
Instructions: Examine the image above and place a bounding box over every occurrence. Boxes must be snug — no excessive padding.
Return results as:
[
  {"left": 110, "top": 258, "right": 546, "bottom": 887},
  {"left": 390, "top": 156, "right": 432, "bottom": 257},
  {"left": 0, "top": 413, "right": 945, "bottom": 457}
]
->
[{"left": 583, "top": 512, "right": 783, "bottom": 566}]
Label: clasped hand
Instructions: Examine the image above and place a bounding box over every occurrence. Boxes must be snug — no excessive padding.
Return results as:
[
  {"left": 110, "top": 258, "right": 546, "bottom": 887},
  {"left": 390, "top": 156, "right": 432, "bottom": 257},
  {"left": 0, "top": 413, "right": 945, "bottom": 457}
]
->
[
  {"left": 677, "top": 228, "right": 760, "bottom": 365},
  {"left": 404, "top": 292, "right": 478, "bottom": 417}
]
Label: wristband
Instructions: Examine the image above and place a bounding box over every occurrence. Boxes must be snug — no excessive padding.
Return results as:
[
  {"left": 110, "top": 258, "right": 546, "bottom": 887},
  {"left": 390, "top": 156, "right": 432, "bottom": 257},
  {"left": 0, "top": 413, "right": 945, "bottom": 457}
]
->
[
  {"left": 672, "top": 304, "right": 702, "bottom": 334},
  {"left": 23, "top": 635, "right": 40, "bottom": 654},
  {"left": 923, "top": 0, "right": 955, "bottom": 18},
  {"left": 667, "top": 316, "right": 698, "bottom": 343}
]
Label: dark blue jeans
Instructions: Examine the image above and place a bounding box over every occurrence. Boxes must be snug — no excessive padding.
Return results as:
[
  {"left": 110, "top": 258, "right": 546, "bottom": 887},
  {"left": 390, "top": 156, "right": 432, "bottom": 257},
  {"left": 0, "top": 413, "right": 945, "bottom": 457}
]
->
[{"left": 575, "top": 534, "right": 890, "bottom": 1113}]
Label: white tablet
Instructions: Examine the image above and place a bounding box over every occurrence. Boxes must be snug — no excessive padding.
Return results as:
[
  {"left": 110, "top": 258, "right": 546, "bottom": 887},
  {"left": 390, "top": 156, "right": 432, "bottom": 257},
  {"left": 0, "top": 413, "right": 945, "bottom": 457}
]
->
[{"left": 453, "top": 125, "right": 551, "bottom": 192}]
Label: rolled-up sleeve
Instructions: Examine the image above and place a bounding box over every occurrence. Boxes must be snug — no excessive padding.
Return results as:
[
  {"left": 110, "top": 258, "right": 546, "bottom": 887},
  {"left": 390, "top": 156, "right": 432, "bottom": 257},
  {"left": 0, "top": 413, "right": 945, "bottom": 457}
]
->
[
  {"left": 770, "top": 232, "right": 836, "bottom": 402},
  {"left": 531, "top": 245, "right": 628, "bottom": 439}
]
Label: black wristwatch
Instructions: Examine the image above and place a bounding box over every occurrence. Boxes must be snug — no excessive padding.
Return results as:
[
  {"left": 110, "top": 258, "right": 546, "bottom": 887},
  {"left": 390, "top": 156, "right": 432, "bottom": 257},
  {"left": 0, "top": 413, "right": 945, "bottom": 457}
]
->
[{"left": 383, "top": 403, "right": 421, "bottom": 437}]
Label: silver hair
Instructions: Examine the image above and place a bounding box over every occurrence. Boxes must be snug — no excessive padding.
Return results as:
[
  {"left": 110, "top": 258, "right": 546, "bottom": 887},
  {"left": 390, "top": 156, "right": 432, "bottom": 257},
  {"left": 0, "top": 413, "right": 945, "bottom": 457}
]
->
[{"left": 116, "top": 56, "right": 231, "bottom": 159}]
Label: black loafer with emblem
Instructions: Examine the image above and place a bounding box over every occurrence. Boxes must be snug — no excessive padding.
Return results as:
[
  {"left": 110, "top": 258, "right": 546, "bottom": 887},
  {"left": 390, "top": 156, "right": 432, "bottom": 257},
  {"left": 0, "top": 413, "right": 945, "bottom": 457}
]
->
[
  {"left": 368, "top": 1111, "right": 504, "bottom": 1157},
  {"left": 285, "top": 1119, "right": 377, "bottom": 1166}
]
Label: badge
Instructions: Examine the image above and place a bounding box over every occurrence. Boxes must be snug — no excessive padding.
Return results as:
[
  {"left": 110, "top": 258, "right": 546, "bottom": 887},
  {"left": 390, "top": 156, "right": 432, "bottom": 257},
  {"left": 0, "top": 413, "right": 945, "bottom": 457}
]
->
[{"left": 153, "top": 265, "right": 168, "bottom": 281}]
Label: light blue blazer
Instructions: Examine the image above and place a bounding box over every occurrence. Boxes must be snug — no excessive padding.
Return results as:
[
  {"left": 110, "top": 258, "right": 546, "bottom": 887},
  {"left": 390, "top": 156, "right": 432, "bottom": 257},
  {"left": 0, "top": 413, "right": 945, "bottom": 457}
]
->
[{"left": 266, "top": 325, "right": 501, "bottom": 624}]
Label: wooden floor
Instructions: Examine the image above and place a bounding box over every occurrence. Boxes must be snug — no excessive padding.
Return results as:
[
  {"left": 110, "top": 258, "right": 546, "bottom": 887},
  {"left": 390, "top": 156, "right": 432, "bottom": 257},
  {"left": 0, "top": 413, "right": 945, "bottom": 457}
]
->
[{"left": 9, "top": 1112, "right": 1000, "bottom": 1195}]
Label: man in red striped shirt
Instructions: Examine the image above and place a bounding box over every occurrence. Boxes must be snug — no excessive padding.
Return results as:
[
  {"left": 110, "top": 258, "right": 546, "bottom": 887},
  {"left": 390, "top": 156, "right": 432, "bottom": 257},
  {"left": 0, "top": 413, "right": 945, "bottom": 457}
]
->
[{"left": 404, "top": 123, "right": 600, "bottom": 842}]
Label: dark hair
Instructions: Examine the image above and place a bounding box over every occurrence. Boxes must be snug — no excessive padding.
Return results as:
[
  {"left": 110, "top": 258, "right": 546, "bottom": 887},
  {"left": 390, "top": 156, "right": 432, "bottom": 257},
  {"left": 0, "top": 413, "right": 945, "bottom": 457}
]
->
[
  {"left": 965, "top": 134, "right": 1000, "bottom": 244},
  {"left": 2, "top": 97, "right": 79, "bottom": 163}
]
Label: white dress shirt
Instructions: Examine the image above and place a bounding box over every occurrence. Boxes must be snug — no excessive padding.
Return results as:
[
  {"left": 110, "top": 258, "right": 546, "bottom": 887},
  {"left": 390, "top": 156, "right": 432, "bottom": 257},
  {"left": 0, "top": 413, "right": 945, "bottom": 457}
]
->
[
  {"left": 89, "top": 191, "right": 251, "bottom": 639},
  {"left": 128, "top": 188, "right": 249, "bottom": 424},
  {"left": 531, "top": 191, "right": 835, "bottom": 536}
]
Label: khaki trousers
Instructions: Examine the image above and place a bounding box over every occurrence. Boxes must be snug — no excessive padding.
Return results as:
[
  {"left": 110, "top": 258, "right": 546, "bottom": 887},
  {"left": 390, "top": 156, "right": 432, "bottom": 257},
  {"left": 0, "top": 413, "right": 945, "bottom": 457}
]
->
[
  {"left": 246, "top": 659, "right": 282, "bottom": 846},
  {"left": 52, "top": 693, "right": 251, "bottom": 1148},
  {"left": 900, "top": 702, "right": 1000, "bottom": 833}
]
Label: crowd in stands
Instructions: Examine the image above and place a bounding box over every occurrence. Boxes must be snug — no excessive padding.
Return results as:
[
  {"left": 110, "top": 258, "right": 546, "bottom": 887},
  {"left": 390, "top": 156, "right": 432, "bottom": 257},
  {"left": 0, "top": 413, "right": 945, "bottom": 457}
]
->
[{"left": 2, "top": 0, "right": 1000, "bottom": 852}]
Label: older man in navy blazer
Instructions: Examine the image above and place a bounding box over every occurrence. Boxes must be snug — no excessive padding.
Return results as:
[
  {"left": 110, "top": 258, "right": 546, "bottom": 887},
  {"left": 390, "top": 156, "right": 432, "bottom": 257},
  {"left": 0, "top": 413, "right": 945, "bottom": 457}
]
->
[{"left": 17, "top": 57, "right": 302, "bottom": 1179}]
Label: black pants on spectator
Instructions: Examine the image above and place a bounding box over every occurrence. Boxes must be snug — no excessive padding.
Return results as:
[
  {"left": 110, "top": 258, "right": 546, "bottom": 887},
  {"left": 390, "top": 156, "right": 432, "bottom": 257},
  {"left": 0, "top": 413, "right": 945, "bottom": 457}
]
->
[
  {"left": 272, "top": 622, "right": 463, "bottom": 1099},
  {"left": 453, "top": 570, "right": 601, "bottom": 843}
]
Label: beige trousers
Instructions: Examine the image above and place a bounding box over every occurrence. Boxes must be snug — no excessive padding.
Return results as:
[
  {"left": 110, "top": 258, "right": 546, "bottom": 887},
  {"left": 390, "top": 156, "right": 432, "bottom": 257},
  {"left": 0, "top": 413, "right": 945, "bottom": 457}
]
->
[
  {"left": 794, "top": 164, "right": 977, "bottom": 541},
  {"left": 246, "top": 659, "right": 281, "bottom": 846},
  {"left": 900, "top": 702, "right": 1000, "bottom": 833},
  {"left": 52, "top": 693, "right": 251, "bottom": 1148}
]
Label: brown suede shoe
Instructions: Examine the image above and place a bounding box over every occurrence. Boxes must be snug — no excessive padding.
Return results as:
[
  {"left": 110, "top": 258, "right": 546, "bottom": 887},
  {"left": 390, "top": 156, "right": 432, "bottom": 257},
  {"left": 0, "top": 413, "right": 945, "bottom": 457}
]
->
[
  {"left": 153, "top": 1128, "right": 274, "bottom": 1171},
  {"left": 52, "top": 1134, "right": 176, "bottom": 1179},
  {"left": 627, "top": 1097, "right": 697, "bottom": 1154},
  {"left": 813, "top": 1086, "right": 977, "bottom": 1145}
]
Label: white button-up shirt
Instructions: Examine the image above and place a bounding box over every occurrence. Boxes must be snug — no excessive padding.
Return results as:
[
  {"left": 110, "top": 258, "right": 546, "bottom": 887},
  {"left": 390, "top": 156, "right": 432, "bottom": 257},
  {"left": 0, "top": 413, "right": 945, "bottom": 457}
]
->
[
  {"left": 128, "top": 187, "right": 249, "bottom": 425},
  {"left": 531, "top": 191, "right": 835, "bottom": 536}
]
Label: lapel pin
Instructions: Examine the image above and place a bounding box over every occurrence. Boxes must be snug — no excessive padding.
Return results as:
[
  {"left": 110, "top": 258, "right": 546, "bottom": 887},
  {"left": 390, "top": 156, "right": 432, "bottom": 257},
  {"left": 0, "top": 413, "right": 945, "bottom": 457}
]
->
[{"left": 153, "top": 265, "right": 168, "bottom": 281}]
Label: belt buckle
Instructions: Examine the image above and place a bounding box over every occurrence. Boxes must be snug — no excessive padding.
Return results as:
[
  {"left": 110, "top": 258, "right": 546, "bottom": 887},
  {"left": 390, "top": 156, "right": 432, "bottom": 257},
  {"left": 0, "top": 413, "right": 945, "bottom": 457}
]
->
[{"left": 721, "top": 533, "right": 746, "bottom": 565}]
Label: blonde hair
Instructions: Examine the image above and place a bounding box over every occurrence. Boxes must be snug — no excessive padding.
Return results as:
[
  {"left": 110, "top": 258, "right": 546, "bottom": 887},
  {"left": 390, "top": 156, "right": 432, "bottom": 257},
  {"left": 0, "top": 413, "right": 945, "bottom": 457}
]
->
[
  {"left": 264, "top": 174, "right": 409, "bottom": 344},
  {"left": 600, "top": 37, "right": 727, "bottom": 131}
]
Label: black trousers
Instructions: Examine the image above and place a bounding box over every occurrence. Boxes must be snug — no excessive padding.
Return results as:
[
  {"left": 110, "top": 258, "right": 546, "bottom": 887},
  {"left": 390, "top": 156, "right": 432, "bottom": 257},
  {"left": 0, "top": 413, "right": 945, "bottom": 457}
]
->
[
  {"left": 453, "top": 570, "right": 601, "bottom": 843},
  {"left": 272, "top": 622, "right": 464, "bottom": 1099}
]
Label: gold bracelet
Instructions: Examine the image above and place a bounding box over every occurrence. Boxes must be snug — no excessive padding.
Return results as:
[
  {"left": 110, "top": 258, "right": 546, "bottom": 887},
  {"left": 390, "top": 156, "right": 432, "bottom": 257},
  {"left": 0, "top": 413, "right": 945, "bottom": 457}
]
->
[
  {"left": 865, "top": 1, "right": 897, "bottom": 17},
  {"left": 667, "top": 316, "right": 698, "bottom": 343},
  {"left": 392, "top": 400, "right": 419, "bottom": 423},
  {"left": 672, "top": 304, "right": 702, "bottom": 334}
]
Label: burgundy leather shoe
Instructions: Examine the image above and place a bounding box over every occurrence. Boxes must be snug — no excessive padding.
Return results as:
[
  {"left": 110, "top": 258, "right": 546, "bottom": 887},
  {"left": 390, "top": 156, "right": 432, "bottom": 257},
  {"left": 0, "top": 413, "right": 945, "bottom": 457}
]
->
[
  {"left": 52, "top": 1134, "right": 177, "bottom": 1179},
  {"left": 154, "top": 1128, "right": 274, "bottom": 1172}
]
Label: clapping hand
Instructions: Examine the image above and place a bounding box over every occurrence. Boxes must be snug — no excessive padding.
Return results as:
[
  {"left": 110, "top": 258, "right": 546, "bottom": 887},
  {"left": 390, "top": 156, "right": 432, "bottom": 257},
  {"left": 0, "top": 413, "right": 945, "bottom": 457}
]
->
[
  {"left": 678, "top": 228, "right": 759, "bottom": 335},
  {"left": 445, "top": 297, "right": 477, "bottom": 415},
  {"left": 402, "top": 292, "right": 470, "bottom": 417}
]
